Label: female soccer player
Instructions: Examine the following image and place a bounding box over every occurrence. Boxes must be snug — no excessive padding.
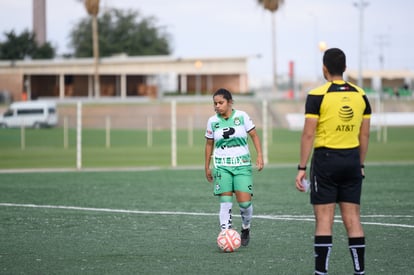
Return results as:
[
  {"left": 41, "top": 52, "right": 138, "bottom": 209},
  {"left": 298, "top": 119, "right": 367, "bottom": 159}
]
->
[{"left": 204, "top": 88, "right": 264, "bottom": 246}]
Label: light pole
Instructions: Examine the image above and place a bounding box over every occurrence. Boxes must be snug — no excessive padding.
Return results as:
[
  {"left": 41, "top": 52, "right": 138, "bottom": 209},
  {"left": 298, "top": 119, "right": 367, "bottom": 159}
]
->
[{"left": 354, "top": 0, "right": 369, "bottom": 88}]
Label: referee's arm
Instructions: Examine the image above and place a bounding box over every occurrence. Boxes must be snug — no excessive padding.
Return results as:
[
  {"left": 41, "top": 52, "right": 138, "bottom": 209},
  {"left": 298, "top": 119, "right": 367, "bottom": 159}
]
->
[
  {"left": 299, "top": 117, "right": 318, "bottom": 168},
  {"left": 359, "top": 118, "right": 370, "bottom": 166}
]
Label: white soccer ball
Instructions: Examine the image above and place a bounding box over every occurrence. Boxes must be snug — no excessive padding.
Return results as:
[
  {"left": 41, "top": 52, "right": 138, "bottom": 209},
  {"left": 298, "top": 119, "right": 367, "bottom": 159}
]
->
[{"left": 217, "top": 229, "right": 241, "bottom": 252}]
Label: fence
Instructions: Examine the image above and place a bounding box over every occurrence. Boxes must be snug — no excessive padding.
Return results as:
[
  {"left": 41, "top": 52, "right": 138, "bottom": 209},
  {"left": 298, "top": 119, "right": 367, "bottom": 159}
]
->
[
  {"left": 61, "top": 100, "right": 274, "bottom": 169},
  {"left": 1, "top": 97, "right": 414, "bottom": 169}
]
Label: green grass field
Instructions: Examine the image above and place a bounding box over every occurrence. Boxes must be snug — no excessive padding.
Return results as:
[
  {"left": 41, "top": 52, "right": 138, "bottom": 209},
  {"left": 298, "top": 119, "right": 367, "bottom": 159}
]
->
[
  {"left": 0, "top": 166, "right": 413, "bottom": 274},
  {"left": 1, "top": 126, "right": 413, "bottom": 274}
]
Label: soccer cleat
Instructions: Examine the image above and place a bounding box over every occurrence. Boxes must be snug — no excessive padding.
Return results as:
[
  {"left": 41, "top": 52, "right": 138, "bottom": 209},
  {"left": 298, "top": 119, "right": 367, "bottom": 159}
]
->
[{"left": 240, "top": 228, "right": 250, "bottom": 246}]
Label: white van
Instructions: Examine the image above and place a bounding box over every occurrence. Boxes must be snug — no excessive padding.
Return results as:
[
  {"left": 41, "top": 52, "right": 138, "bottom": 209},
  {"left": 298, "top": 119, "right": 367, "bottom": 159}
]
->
[{"left": 0, "top": 101, "right": 58, "bottom": 128}]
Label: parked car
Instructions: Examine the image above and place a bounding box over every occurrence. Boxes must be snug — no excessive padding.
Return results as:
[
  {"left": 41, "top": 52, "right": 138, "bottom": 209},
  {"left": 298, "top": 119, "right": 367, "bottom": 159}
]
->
[{"left": 0, "top": 101, "right": 58, "bottom": 128}]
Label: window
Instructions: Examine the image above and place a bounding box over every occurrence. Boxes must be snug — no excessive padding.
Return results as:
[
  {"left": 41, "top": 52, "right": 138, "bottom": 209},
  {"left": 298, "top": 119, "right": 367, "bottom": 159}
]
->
[
  {"left": 3, "top": 109, "right": 13, "bottom": 117},
  {"left": 17, "top": 109, "right": 44, "bottom": 115}
]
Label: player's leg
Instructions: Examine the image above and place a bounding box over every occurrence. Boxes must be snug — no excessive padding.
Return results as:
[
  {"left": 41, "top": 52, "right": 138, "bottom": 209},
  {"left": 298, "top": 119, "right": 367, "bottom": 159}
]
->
[
  {"left": 219, "top": 193, "right": 233, "bottom": 230},
  {"left": 235, "top": 191, "right": 252, "bottom": 246},
  {"left": 213, "top": 167, "right": 234, "bottom": 230},
  {"left": 234, "top": 166, "right": 253, "bottom": 246},
  {"left": 235, "top": 191, "right": 253, "bottom": 229}
]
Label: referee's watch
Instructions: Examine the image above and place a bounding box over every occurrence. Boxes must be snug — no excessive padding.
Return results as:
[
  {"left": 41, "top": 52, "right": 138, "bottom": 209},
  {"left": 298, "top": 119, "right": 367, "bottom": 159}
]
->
[{"left": 297, "top": 165, "right": 307, "bottom": 171}]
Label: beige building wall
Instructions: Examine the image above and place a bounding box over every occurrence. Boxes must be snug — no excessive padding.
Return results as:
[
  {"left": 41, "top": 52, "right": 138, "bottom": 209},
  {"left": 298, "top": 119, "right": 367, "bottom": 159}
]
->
[{"left": 0, "top": 74, "right": 24, "bottom": 101}]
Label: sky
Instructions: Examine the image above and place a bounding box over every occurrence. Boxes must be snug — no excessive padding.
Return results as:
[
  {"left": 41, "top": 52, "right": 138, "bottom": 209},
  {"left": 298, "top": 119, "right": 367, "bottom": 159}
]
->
[{"left": 0, "top": 0, "right": 413, "bottom": 87}]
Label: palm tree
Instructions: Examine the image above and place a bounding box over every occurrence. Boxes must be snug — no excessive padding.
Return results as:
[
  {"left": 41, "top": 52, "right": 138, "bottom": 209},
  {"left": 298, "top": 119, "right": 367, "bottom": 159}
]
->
[
  {"left": 256, "top": 0, "right": 284, "bottom": 166},
  {"left": 257, "top": 0, "right": 284, "bottom": 95},
  {"left": 84, "top": 0, "right": 100, "bottom": 98}
]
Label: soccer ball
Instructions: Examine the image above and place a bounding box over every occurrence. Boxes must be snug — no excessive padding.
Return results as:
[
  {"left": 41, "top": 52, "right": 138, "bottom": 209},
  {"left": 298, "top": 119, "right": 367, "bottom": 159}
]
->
[{"left": 217, "top": 229, "right": 241, "bottom": 252}]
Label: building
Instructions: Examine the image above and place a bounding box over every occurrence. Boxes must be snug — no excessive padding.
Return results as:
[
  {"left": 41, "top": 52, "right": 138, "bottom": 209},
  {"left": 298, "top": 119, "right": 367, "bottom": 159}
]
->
[
  {"left": 346, "top": 69, "right": 414, "bottom": 97},
  {"left": 0, "top": 55, "right": 249, "bottom": 101}
]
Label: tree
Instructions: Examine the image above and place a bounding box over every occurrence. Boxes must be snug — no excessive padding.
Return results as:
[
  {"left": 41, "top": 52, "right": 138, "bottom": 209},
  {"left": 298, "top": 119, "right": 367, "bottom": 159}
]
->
[
  {"left": 32, "top": 42, "right": 56, "bottom": 59},
  {"left": 0, "top": 29, "right": 55, "bottom": 60},
  {"left": 256, "top": 0, "right": 284, "bottom": 94},
  {"left": 257, "top": 0, "right": 284, "bottom": 12},
  {"left": 69, "top": 7, "right": 171, "bottom": 57}
]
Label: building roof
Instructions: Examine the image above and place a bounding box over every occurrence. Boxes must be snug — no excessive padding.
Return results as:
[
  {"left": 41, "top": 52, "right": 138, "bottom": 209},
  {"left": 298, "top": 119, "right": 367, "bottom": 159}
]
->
[
  {"left": 0, "top": 55, "right": 249, "bottom": 75},
  {"left": 346, "top": 69, "right": 414, "bottom": 80}
]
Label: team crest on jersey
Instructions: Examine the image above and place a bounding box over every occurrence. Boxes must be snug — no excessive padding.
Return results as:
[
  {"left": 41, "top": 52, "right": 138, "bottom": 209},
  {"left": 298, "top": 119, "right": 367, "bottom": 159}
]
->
[{"left": 234, "top": 117, "right": 241, "bottom": 126}]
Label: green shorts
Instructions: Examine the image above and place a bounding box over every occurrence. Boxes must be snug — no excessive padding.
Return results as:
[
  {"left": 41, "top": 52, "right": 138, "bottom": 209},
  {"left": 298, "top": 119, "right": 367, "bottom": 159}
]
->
[{"left": 213, "top": 165, "right": 253, "bottom": 196}]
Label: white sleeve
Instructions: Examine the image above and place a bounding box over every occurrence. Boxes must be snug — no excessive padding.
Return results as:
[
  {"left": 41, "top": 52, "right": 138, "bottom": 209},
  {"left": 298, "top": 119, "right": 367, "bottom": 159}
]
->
[
  {"left": 205, "top": 117, "right": 214, "bottom": 139},
  {"left": 243, "top": 112, "right": 255, "bottom": 132}
]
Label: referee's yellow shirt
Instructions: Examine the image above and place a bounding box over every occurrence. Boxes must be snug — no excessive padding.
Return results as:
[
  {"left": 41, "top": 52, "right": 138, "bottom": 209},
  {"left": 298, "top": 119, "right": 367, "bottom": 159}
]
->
[{"left": 305, "top": 80, "right": 372, "bottom": 149}]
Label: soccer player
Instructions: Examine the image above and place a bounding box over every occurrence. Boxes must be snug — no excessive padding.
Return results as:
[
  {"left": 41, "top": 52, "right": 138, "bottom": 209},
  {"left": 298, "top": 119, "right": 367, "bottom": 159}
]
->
[
  {"left": 295, "top": 48, "right": 371, "bottom": 275},
  {"left": 204, "top": 88, "right": 264, "bottom": 246}
]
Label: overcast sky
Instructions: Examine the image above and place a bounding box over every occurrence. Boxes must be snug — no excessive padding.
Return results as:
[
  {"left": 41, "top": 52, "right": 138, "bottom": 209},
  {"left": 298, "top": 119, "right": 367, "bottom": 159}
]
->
[{"left": 0, "top": 0, "right": 413, "bottom": 85}]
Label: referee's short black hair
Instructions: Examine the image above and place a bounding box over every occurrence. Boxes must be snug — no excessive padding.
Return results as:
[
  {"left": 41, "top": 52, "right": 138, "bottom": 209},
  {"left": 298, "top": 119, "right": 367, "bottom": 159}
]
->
[{"left": 323, "top": 48, "right": 346, "bottom": 76}]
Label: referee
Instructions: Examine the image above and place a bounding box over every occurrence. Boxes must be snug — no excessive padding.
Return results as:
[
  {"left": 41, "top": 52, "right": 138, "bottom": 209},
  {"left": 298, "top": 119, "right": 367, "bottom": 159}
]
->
[{"left": 295, "top": 48, "right": 371, "bottom": 275}]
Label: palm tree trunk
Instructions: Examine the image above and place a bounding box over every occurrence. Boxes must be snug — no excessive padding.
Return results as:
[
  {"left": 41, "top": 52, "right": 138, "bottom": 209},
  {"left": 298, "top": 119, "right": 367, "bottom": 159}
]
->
[
  {"left": 84, "top": 0, "right": 100, "bottom": 98},
  {"left": 271, "top": 12, "right": 277, "bottom": 95},
  {"left": 92, "top": 14, "right": 100, "bottom": 98}
]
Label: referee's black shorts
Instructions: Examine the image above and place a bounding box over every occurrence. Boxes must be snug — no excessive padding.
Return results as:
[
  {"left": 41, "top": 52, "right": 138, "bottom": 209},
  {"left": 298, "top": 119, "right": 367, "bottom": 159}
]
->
[{"left": 310, "top": 147, "right": 364, "bottom": 205}]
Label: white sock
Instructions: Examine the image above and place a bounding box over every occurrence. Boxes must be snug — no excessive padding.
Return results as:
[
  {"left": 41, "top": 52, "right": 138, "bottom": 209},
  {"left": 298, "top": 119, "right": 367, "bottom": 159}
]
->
[
  {"left": 240, "top": 204, "right": 253, "bottom": 229},
  {"left": 219, "top": 202, "right": 233, "bottom": 230}
]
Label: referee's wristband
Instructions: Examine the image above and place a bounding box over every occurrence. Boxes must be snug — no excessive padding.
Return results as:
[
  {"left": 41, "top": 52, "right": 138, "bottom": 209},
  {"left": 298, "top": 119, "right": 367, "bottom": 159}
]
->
[
  {"left": 361, "top": 164, "right": 365, "bottom": 168},
  {"left": 297, "top": 165, "right": 307, "bottom": 171}
]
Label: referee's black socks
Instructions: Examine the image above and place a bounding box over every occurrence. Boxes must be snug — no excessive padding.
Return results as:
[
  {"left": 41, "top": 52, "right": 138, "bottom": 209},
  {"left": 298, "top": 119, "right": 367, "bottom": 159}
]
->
[
  {"left": 314, "top": 235, "right": 332, "bottom": 275},
  {"left": 349, "top": 237, "right": 365, "bottom": 275},
  {"left": 314, "top": 235, "right": 365, "bottom": 275}
]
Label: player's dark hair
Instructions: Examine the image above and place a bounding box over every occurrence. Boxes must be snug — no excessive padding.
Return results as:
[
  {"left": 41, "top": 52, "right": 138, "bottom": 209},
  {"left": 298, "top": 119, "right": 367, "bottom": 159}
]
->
[
  {"left": 323, "top": 48, "right": 346, "bottom": 76},
  {"left": 213, "top": 88, "right": 233, "bottom": 102}
]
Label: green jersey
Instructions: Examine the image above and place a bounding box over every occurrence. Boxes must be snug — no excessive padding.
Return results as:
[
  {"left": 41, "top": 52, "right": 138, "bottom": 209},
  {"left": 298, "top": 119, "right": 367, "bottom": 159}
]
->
[{"left": 205, "top": 109, "right": 255, "bottom": 167}]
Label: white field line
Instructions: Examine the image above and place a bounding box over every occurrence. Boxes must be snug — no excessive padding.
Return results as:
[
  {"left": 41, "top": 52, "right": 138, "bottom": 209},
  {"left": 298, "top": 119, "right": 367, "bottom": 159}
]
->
[
  {"left": 1, "top": 161, "right": 414, "bottom": 174},
  {"left": 1, "top": 203, "right": 413, "bottom": 229}
]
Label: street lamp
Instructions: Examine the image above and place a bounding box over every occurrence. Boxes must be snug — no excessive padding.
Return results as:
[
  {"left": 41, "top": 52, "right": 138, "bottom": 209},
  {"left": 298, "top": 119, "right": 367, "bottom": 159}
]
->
[{"left": 318, "top": 41, "right": 327, "bottom": 53}]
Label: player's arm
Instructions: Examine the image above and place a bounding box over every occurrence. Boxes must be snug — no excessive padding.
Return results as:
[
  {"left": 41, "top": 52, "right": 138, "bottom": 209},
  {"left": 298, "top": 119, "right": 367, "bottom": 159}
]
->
[
  {"left": 205, "top": 138, "right": 214, "bottom": 182},
  {"left": 248, "top": 128, "right": 264, "bottom": 171}
]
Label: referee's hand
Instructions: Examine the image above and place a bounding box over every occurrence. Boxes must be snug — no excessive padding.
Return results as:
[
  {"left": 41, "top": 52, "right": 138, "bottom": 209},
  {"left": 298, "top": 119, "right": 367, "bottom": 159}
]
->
[{"left": 295, "top": 171, "right": 307, "bottom": 192}]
